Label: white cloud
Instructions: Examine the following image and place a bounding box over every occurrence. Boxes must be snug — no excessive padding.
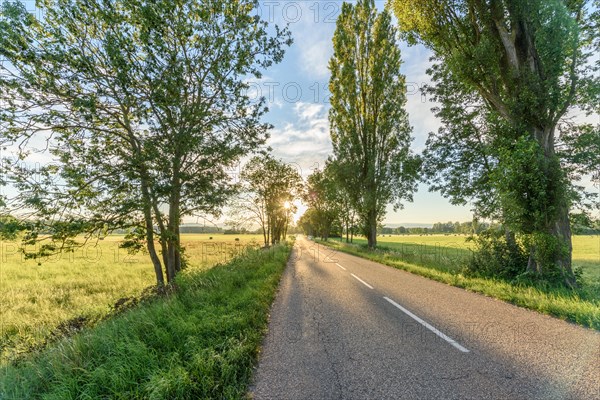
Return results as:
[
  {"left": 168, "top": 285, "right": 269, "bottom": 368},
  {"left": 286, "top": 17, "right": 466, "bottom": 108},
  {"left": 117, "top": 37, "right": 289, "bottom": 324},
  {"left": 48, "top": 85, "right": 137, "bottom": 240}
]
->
[
  {"left": 295, "top": 37, "right": 332, "bottom": 79},
  {"left": 268, "top": 102, "right": 332, "bottom": 175},
  {"left": 294, "top": 102, "right": 324, "bottom": 121},
  {"left": 285, "top": 3, "right": 336, "bottom": 80}
]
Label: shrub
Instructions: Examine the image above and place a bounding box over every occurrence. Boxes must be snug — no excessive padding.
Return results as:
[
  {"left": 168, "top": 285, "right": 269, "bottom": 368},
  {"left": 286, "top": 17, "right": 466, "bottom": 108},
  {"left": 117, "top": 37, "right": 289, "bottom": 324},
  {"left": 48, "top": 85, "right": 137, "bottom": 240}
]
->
[{"left": 466, "top": 228, "right": 528, "bottom": 280}]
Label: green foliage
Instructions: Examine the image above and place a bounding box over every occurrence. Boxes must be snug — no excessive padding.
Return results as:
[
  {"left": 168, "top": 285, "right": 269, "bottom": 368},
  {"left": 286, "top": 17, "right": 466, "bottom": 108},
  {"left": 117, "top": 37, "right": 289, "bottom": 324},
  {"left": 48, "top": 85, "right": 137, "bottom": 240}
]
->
[
  {"left": 468, "top": 228, "right": 577, "bottom": 287},
  {"left": 559, "top": 123, "right": 600, "bottom": 216},
  {"left": 421, "top": 61, "right": 506, "bottom": 219},
  {"left": 392, "top": 0, "right": 591, "bottom": 125},
  {"left": 0, "top": 214, "right": 22, "bottom": 240},
  {"left": 237, "top": 155, "right": 302, "bottom": 246},
  {"left": 328, "top": 0, "right": 420, "bottom": 248},
  {"left": 494, "top": 137, "right": 567, "bottom": 234},
  {"left": 0, "top": 0, "right": 291, "bottom": 285},
  {"left": 392, "top": 0, "right": 599, "bottom": 284},
  {"left": 301, "top": 163, "right": 345, "bottom": 240},
  {"left": 0, "top": 241, "right": 292, "bottom": 399},
  {"left": 467, "top": 229, "right": 529, "bottom": 280}
]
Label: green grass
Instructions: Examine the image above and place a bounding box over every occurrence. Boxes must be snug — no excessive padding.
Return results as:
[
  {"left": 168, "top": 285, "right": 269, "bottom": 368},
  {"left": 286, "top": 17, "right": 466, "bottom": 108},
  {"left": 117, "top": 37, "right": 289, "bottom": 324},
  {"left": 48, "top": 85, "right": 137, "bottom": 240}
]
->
[
  {"left": 0, "top": 234, "right": 263, "bottom": 363},
  {"left": 571, "top": 235, "right": 600, "bottom": 281},
  {"left": 339, "top": 234, "right": 599, "bottom": 280},
  {"left": 0, "top": 240, "right": 292, "bottom": 399},
  {"left": 338, "top": 235, "right": 474, "bottom": 274},
  {"left": 319, "top": 235, "right": 600, "bottom": 330}
]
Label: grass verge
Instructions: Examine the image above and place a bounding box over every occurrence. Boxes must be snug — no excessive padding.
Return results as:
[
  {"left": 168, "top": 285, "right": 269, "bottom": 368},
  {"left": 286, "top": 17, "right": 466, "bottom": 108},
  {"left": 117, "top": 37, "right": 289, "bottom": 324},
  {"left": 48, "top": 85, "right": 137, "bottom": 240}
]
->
[
  {"left": 0, "top": 242, "right": 292, "bottom": 399},
  {"left": 318, "top": 239, "right": 600, "bottom": 330}
]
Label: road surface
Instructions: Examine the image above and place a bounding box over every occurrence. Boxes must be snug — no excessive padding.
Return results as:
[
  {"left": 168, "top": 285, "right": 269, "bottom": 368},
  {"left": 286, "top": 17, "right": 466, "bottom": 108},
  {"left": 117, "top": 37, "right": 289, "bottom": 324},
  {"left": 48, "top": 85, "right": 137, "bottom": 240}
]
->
[{"left": 250, "top": 236, "right": 599, "bottom": 399}]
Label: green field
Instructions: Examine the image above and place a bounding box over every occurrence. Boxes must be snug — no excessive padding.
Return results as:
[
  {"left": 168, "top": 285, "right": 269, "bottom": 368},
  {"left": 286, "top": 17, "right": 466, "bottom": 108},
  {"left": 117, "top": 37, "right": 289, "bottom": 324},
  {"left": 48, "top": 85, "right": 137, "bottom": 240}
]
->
[
  {"left": 571, "top": 235, "right": 600, "bottom": 281},
  {"left": 0, "top": 234, "right": 263, "bottom": 363}
]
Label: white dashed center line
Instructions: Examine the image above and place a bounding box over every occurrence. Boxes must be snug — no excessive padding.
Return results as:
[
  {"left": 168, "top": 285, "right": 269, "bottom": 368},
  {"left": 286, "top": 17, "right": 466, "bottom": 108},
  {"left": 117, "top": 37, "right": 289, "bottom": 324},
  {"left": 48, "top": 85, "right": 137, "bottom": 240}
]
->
[
  {"left": 335, "top": 263, "right": 346, "bottom": 270},
  {"left": 351, "top": 273, "right": 373, "bottom": 289},
  {"left": 383, "top": 297, "right": 470, "bottom": 353}
]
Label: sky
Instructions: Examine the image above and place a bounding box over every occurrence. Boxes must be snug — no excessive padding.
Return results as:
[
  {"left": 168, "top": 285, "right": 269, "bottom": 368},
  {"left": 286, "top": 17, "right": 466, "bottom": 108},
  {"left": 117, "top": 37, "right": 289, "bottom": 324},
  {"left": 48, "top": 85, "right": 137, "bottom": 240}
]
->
[{"left": 252, "top": 0, "right": 474, "bottom": 225}]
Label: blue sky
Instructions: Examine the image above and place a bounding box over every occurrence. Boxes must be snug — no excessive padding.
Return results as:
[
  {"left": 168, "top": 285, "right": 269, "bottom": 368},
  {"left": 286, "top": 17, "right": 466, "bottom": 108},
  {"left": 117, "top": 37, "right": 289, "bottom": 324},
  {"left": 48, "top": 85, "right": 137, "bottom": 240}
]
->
[{"left": 254, "top": 1, "right": 474, "bottom": 225}]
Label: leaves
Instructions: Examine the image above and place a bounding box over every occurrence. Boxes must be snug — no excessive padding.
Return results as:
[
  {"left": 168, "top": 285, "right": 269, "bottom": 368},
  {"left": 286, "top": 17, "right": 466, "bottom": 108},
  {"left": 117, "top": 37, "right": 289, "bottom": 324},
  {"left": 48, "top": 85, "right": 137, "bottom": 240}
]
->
[
  {"left": 328, "top": 0, "right": 419, "bottom": 247},
  {"left": 237, "top": 154, "right": 302, "bottom": 246},
  {"left": 393, "top": 0, "right": 598, "bottom": 282},
  {"left": 0, "top": 0, "right": 290, "bottom": 283}
]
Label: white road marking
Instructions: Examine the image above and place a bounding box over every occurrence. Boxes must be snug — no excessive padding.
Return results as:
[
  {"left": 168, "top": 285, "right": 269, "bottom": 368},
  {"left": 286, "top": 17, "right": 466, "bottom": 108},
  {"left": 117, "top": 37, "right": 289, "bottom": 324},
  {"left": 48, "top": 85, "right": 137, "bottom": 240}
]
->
[
  {"left": 351, "top": 273, "right": 373, "bottom": 289},
  {"left": 383, "top": 297, "right": 469, "bottom": 353},
  {"left": 335, "top": 263, "right": 346, "bottom": 270}
]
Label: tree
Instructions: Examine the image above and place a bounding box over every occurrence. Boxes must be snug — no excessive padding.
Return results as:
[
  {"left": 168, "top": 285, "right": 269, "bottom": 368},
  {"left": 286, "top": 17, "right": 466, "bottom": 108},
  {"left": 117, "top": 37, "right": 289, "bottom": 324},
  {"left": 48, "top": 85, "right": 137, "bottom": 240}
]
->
[
  {"left": 237, "top": 155, "right": 302, "bottom": 247},
  {"left": 421, "top": 63, "right": 505, "bottom": 222},
  {"left": 0, "top": 0, "right": 291, "bottom": 285},
  {"left": 328, "top": 0, "right": 420, "bottom": 249},
  {"left": 392, "top": 0, "right": 599, "bottom": 286},
  {"left": 327, "top": 159, "right": 358, "bottom": 243},
  {"left": 303, "top": 164, "right": 342, "bottom": 241}
]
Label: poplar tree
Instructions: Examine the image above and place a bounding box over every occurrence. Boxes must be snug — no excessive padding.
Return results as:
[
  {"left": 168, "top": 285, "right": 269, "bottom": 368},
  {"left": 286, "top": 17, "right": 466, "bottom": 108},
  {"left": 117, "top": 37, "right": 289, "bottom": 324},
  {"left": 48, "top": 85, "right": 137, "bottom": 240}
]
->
[{"left": 328, "top": 0, "right": 419, "bottom": 249}]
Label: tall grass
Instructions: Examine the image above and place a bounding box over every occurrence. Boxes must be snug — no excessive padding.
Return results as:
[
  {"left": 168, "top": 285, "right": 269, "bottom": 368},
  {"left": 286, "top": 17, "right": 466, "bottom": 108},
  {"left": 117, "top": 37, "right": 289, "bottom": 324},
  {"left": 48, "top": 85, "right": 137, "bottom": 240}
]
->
[
  {"left": 319, "top": 237, "right": 600, "bottom": 330},
  {"left": 0, "top": 234, "right": 263, "bottom": 363},
  {"left": 0, "top": 242, "right": 292, "bottom": 399}
]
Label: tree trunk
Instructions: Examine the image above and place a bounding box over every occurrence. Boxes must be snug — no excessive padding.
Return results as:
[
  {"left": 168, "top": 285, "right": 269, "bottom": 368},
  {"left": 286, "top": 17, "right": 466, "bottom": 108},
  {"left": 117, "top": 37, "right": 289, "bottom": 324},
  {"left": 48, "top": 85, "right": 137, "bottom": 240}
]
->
[
  {"left": 533, "top": 126, "right": 575, "bottom": 286},
  {"left": 367, "top": 210, "right": 377, "bottom": 248},
  {"left": 552, "top": 202, "right": 575, "bottom": 287},
  {"left": 345, "top": 217, "right": 349, "bottom": 243},
  {"left": 160, "top": 238, "right": 169, "bottom": 279},
  {"left": 140, "top": 181, "right": 165, "bottom": 286},
  {"left": 261, "top": 217, "right": 268, "bottom": 247},
  {"left": 174, "top": 222, "right": 182, "bottom": 273},
  {"left": 526, "top": 245, "right": 539, "bottom": 273},
  {"left": 282, "top": 212, "right": 288, "bottom": 241},
  {"left": 166, "top": 165, "right": 181, "bottom": 283},
  {"left": 144, "top": 214, "right": 164, "bottom": 286},
  {"left": 266, "top": 215, "right": 271, "bottom": 247},
  {"left": 166, "top": 240, "right": 176, "bottom": 283}
]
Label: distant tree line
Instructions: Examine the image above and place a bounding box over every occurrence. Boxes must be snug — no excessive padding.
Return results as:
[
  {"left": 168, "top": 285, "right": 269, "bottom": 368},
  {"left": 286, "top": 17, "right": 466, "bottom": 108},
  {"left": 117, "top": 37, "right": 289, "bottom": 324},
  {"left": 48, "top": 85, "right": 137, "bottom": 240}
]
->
[
  {"left": 378, "top": 221, "right": 492, "bottom": 235},
  {"left": 379, "top": 220, "right": 600, "bottom": 236}
]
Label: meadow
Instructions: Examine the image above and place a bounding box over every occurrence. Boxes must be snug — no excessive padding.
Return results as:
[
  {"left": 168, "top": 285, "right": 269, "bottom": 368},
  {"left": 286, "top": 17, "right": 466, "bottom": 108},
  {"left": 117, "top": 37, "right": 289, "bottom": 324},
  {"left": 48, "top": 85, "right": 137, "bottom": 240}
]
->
[
  {"left": 1, "top": 241, "right": 292, "bottom": 399},
  {"left": 0, "top": 234, "right": 263, "bottom": 364}
]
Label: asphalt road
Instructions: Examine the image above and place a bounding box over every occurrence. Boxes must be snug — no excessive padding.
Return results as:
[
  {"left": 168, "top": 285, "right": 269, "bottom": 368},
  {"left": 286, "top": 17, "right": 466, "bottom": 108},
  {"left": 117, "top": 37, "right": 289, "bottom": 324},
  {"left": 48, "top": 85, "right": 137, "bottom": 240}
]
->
[{"left": 250, "top": 236, "right": 600, "bottom": 400}]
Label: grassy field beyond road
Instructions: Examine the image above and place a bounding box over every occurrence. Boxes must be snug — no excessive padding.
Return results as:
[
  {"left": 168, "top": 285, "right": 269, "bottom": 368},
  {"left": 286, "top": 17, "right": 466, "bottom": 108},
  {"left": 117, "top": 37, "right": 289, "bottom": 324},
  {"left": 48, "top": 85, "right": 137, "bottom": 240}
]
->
[
  {"left": 0, "top": 241, "right": 292, "bottom": 399},
  {"left": 320, "top": 235, "right": 600, "bottom": 330},
  {"left": 0, "top": 234, "right": 263, "bottom": 363},
  {"left": 339, "top": 234, "right": 599, "bottom": 280}
]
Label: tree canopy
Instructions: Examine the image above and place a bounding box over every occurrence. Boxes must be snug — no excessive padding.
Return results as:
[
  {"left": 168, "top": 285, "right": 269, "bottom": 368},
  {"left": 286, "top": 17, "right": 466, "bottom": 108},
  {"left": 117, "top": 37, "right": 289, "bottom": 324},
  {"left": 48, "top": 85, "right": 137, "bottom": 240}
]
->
[
  {"left": 0, "top": 0, "right": 291, "bottom": 285},
  {"left": 236, "top": 154, "right": 302, "bottom": 247},
  {"left": 329, "top": 0, "right": 420, "bottom": 248},
  {"left": 391, "top": 0, "right": 599, "bottom": 286}
]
